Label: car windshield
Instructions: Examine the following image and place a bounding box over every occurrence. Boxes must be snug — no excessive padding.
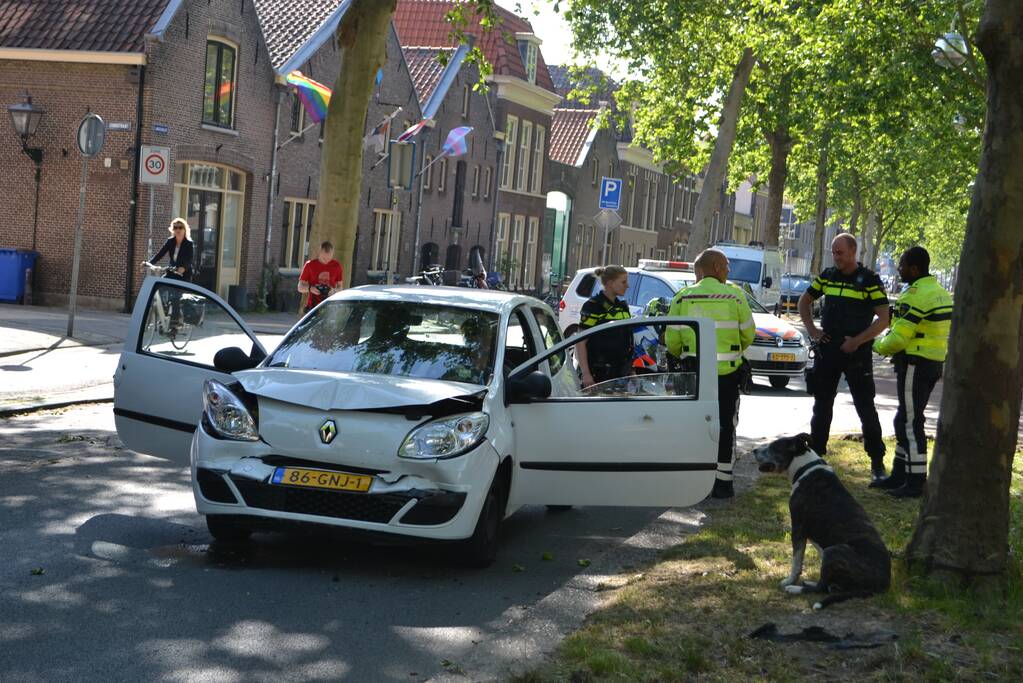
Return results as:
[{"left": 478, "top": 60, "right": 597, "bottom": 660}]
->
[
  {"left": 266, "top": 301, "right": 499, "bottom": 385},
  {"left": 727, "top": 258, "right": 762, "bottom": 283}
]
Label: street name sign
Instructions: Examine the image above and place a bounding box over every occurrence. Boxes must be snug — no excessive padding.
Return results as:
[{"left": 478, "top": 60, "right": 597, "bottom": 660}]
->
[{"left": 599, "top": 176, "right": 623, "bottom": 210}]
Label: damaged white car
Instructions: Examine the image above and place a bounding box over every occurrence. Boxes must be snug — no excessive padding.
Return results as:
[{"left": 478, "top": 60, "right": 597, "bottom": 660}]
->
[{"left": 114, "top": 279, "right": 722, "bottom": 566}]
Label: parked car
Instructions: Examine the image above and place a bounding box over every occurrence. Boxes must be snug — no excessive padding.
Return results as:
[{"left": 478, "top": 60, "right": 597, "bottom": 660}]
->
[
  {"left": 559, "top": 260, "right": 808, "bottom": 388},
  {"left": 114, "top": 278, "right": 721, "bottom": 566},
  {"left": 713, "top": 242, "right": 784, "bottom": 312},
  {"left": 780, "top": 274, "right": 820, "bottom": 317}
]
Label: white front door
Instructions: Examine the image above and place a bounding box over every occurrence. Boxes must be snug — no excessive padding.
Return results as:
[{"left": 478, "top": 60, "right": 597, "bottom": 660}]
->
[
  {"left": 505, "top": 317, "right": 720, "bottom": 507},
  {"left": 113, "top": 277, "right": 265, "bottom": 465}
]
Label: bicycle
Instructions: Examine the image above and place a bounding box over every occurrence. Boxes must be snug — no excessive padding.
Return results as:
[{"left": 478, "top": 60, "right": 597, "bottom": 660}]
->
[
  {"left": 405, "top": 266, "right": 445, "bottom": 286},
  {"left": 139, "top": 262, "right": 198, "bottom": 350}
]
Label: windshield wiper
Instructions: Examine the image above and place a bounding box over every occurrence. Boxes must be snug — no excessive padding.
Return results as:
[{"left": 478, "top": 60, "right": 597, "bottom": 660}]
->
[{"left": 267, "top": 360, "right": 289, "bottom": 368}]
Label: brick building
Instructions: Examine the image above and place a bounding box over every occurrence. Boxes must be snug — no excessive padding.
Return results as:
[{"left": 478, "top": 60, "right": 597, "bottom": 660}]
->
[
  {"left": 0, "top": 0, "right": 422, "bottom": 311},
  {"left": 402, "top": 40, "right": 498, "bottom": 281},
  {"left": 395, "top": 1, "right": 561, "bottom": 293}
]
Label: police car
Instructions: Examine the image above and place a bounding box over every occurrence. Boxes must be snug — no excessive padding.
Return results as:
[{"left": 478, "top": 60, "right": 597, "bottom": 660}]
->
[
  {"left": 113, "top": 277, "right": 722, "bottom": 567},
  {"left": 558, "top": 260, "right": 809, "bottom": 388}
]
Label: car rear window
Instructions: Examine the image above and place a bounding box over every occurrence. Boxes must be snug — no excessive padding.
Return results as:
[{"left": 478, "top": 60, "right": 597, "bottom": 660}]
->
[{"left": 267, "top": 301, "right": 499, "bottom": 385}]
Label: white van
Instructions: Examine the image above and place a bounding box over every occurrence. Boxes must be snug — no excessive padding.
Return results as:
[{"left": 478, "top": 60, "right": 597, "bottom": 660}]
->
[{"left": 714, "top": 242, "right": 784, "bottom": 312}]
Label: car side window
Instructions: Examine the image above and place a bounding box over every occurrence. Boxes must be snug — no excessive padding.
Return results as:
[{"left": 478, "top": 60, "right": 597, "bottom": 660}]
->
[
  {"left": 531, "top": 307, "right": 565, "bottom": 374},
  {"left": 503, "top": 308, "right": 538, "bottom": 375},
  {"left": 634, "top": 275, "right": 674, "bottom": 310},
  {"left": 576, "top": 273, "right": 596, "bottom": 297},
  {"left": 138, "top": 282, "right": 258, "bottom": 368}
]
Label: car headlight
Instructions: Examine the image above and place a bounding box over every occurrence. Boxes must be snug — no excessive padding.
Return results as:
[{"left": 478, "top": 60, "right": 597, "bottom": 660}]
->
[
  {"left": 202, "top": 379, "right": 259, "bottom": 441},
  {"left": 398, "top": 412, "right": 489, "bottom": 459}
]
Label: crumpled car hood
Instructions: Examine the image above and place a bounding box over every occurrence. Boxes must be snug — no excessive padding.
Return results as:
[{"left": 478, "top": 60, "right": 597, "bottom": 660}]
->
[{"left": 235, "top": 367, "right": 486, "bottom": 412}]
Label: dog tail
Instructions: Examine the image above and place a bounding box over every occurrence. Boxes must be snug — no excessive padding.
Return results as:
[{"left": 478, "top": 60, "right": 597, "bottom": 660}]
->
[{"left": 812, "top": 591, "right": 877, "bottom": 610}]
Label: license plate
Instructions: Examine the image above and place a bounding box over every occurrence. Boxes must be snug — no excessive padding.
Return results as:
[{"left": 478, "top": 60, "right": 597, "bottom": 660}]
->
[
  {"left": 769, "top": 352, "right": 797, "bottom": 362},
  {"left": 271, "top": 467, "right": 372, "bottom": 493}
]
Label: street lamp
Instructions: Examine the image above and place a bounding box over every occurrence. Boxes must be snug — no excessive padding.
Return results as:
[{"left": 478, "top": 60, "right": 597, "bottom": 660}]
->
[
  {"left": 931, "top": 32, "right": 968, "bottom": 69},
  {"left": 7, "top": 93, "right": 45, "bottom": 251}
]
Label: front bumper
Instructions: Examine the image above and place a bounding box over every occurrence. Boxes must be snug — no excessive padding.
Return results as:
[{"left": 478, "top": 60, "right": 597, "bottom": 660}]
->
[
  {"left": 190, "top": 422, "right": 499, "bottom": 541},
  {"left": 745, "top": 343, "right": 809, "bottom": 377}
]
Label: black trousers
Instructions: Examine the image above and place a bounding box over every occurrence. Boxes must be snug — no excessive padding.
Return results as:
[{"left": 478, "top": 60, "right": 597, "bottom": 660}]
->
[
  {"left": 717, "top": 371, "right": 741, "bottom": 482},
  {"left": 590, "top": 359, "right": 632, "bottom": 385},
  {"left": 809, "top": 346, "right": 885, "bottom": 460},
  {"left": 894, "top": 356, "right": 943, "bottom": 477}
]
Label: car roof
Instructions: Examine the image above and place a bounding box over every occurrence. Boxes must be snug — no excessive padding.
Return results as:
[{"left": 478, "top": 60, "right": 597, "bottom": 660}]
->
[{"left": 332, "top": 285, "right": 537, "bottom": 314}]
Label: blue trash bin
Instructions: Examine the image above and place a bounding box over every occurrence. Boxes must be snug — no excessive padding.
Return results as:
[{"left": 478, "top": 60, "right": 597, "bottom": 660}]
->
[{"left": 0, "top": 249, "right": 39, "bottom": 303}]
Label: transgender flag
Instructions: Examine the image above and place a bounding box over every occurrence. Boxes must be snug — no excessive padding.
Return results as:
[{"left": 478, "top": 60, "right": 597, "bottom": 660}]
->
[{"left": 441, "top": 126, "right": 473, "bottom": 157}]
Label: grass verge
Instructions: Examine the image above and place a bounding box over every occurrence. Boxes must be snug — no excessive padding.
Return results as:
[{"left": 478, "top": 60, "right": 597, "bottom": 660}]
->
[{"left": 515, "top": 440, "right": 1023, "bottom": 682}]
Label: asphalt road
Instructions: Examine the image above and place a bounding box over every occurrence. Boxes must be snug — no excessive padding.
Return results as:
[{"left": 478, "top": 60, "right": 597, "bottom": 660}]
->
[{"left": 6, "top": 354, "right": 1012, "bottom": 683}]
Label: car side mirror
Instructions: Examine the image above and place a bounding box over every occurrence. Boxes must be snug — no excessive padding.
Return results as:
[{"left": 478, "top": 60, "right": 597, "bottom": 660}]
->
[
  {"left": 505, "top": 370, "right": 552, "bottom": 403},
  {"left": 762, "top": 276, "right": 773, "bottom": 288},
  {"left": 214, "top": 346, "right": 264, "bottom": 373}
]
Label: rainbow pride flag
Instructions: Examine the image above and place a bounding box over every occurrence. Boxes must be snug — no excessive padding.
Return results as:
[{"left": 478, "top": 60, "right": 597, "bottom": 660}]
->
[{"left": 285, "top": 71, "right": 331, "bottom": 123}]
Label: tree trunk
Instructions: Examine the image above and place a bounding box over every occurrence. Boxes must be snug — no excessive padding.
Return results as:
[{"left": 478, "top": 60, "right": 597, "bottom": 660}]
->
[
  {"left": 860, "top": 209, "right": 877, "bottom": 269},
  {"left": 848, "top": 173, "right": 862, "bottom": 236},
  {"left": 763, "top": 127, "right": 793, "bottom": 248},
  {"left": 906, "top": 0, "right": 1023, "bottom": 592},
  {"left": 310, "top": 0, "right": 397, "bottom": 287},
  {"left": 688, "top": 48, "right": 756, "bottom": 253},
  {"left": 809, "top": 134, "right": 830, "bottom": 275}
]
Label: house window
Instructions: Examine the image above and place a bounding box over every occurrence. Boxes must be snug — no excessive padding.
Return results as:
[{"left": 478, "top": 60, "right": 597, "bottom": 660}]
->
[
  {"left": 501, "top": 116, "right": 518, "bottom": 189},
  {"left": 530, "top": 125, "right": 545, "bottom": 194},
  {"left": 641, "top": 177, "right": 651, "bottom": 230},
  {"left": 517, "top": 121, "right": 532, "bottom": 191},
  {"left": 482, "top": 166, "right": 492, "bottom": 199},
  {"left": 524, "top": 216, "right": 539, "bottom": 288},
  {"left": 518, "top": 40, "right": 538, "bottom": 84},
  {"left": 664, "top": 182, "right": 673, "bottom": 226},
  {"left": 510, "top": 215, "right": 526, "bottom": 288},
  {"left": 471, "top": 165, "right": 480, "bottom": 198},
  {"left": 591, "top": 158, "right": 599, "bottom": 186},
  {"left": 422, "top": 155, "right": 433, "bottom": 190},
  {"left": 461, "top": 83, "right": 471, "bottom": 117},
  {"left": 370, "top": 209, "right": 401, "bottom": 273},
  {"left": 496, "top": 213, "right": 510, "bottom": 265},
  {"left": 437, "top": 157, "right": 448, "bottom": 192},
  {"left": 647, "top": 177, "right": 658, "bottom": 230},
  {"left": 627, "top": 174, "right": 637, "bottom": 225},
  {"left": 279, "top": 199, "right": 316, "bottom": 270},
  {"left": 289, "top": 94, "right": 305, "bottom": 138},
  {"left": 203, "top": 39, "right": 237, "bottom": 128}
]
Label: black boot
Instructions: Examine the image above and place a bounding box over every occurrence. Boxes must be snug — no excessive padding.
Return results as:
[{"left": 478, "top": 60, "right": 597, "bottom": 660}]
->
[
  {"left": 711, "top": 479, "right": 734, "bottom": 499},
  {"left": 887, "top": 474, "right": 925, "bottom": 499},
  {"left": 869, "top": 455, "right": 887, "bottom": 482},
  {"left": 870, "top": 457, "right": 906, "bottom": 489}
]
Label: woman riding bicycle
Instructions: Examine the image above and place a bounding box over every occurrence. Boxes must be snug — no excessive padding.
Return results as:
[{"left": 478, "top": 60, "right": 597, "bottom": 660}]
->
[{"left": 141, "top": 218, "right": 194, "bottom": 328}]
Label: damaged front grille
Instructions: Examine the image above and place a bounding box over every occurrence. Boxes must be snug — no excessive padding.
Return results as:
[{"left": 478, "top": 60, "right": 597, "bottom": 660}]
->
[{"left": 230, "top": 477, "right": 412, "bottom": 524}]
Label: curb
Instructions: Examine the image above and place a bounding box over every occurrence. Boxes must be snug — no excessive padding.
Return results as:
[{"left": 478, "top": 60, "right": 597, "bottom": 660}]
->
[
  {"left": 0, "top": 340, "right": 122, "bottom": 359},
  {"left": 0, "top": 385, "right": 114, "bottom": 418}
]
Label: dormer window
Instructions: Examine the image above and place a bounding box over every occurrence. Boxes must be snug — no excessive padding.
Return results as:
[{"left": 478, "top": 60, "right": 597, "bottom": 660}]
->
[{"left": 515, "top": 33, "right": 541, "bottom": 85}]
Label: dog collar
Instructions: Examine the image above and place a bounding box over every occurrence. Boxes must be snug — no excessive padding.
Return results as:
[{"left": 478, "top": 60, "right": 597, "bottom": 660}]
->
[{"left": 790, "top": 460, "right": 833, "bottom": 492}]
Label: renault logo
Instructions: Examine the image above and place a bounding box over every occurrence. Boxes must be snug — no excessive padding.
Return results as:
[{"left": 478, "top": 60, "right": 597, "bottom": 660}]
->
[{"left": 319, "top": 419, "right": 337, "bottom": 444}]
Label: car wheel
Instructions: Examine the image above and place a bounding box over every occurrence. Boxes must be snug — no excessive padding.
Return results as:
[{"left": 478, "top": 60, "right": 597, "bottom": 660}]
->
[
  {"left": 206, "top": 515, "right": 252, "bottom": 543},
  {"left": 769, "top": 376, "right": 790, "bottom": 389},
  {"left": 457, "top": 482, "right": 503, "bottom": 568},
  {"left": 546, "top": 505, "right": 573, "bottom": 512}
]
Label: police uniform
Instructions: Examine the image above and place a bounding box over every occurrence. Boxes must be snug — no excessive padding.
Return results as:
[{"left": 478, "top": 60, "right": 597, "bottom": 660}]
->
[
  {"left": 579, "top": 293, "right": 633, "bottom": 384},
  {"left": 805, "top": 265, "right": 888, "bottom": 475},
  {"left": 872, "top": 275, "right": 952, "bottom": 496},
  {"left": 665, "top": 278, "right": 755, "bottom": 496}
]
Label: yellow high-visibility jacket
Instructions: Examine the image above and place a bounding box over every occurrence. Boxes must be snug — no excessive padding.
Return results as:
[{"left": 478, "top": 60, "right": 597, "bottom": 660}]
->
[
  {"left": 874, "top": 275, "right": 952, "bottom": 362},
  {"left": 666, "top": 277, "right": 755, "bottom": 376}
]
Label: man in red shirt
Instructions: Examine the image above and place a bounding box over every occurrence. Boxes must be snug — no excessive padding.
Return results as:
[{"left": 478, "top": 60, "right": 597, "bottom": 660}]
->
[{"left": 298, "top": 241, "right": 344, "bottom": 313}]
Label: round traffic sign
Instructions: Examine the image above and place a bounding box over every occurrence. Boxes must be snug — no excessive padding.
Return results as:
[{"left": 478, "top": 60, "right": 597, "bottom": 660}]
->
[
  {"left": 145, "top": 153, "right": 165, "bottom": 175},
  {"left": 77, "top": 114, "right": 106, "bottom": 157}
]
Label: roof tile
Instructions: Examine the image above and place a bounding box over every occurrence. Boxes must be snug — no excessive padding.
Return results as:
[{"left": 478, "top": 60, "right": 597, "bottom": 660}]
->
[
  {"left": 403, "top": 46, "right": 453, "bottom": 106},
  {"left": 394, "top": 0, "right": 555, "bottom": 93},
  {"left": 549, "top": 107, "right": 598, "bottom": 167},
  {"left": 0, "top": 0, "right": 171, "bottom": 53},
  {"left": 251, "top": 0, "right": 345, "bottom": 72}
]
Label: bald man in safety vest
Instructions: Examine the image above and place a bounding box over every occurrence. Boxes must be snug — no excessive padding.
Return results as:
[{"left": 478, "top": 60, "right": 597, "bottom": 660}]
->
[{"left": 665, "top": 249, "right": 755, "bottom": 499}]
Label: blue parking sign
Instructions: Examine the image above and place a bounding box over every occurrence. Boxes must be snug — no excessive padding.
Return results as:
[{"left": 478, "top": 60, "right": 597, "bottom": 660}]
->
[{"left": 599, "top": 177, "right": 622, "bottom": 210}]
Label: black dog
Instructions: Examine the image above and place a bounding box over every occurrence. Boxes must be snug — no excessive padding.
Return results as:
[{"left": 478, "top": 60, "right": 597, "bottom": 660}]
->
[{"left": 752, "top": 433, "right": 891, "bottom": 609}]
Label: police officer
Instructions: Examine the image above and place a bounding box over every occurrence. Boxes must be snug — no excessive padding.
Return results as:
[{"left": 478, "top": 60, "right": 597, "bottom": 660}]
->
[
  {"left": 665, "top": 249, "right": 755, "bottom": 498},
  {"left": 872, "top": 246, "right": 952, "bottom": 498},
  {"left": 577, "top": 265, "right": 633, "bottom": 388},
  {"left": 799, "top": 233, "right": 890, "bottom": 481}
]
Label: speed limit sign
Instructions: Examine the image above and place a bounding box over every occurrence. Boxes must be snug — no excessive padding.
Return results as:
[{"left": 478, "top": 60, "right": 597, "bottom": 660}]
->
[{"left": 140, "top": 145, "right": 170, "bottom": 184}]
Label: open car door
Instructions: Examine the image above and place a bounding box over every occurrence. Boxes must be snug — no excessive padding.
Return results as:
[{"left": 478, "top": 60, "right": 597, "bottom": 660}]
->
[
  {"left": 505, "top": 317, "right": 719, "bottom": 508},
  {"left": 113, "top": 276, "right": 267, "bottom": 465}
]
